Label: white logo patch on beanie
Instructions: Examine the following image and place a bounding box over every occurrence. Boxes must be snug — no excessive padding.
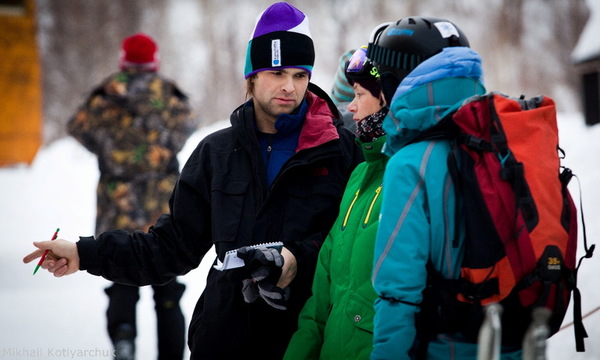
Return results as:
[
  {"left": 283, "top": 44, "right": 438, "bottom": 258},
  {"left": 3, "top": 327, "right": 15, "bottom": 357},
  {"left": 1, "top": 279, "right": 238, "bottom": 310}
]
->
[{"left": 271, "top": 39, "right": 281, "bottom": 67}]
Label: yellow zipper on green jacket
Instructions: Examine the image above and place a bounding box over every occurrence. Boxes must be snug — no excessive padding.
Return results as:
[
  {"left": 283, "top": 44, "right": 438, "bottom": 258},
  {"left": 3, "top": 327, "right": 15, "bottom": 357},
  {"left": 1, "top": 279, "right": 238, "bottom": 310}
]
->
[
  {"left": 341, "top": 183, "right": 383, "bottom": 230},
  {"left": 363, "top": 184, "right": 382, "bottom": 228},
  {"left": 341, "top": 189, "right": 360, "bottom": 230}
]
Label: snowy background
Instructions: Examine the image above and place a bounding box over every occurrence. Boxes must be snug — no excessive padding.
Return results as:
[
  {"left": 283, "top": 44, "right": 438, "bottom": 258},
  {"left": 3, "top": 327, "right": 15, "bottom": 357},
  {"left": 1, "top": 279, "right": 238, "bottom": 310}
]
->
[
  {"left": 2, "top": 0, "right": 600, "bottom": 358},
  {"left": 0, "top": 121, "right": 226, "bottom": 360},
  {"left": 1, "top": 114, "right": 599, "bottom": 359}
]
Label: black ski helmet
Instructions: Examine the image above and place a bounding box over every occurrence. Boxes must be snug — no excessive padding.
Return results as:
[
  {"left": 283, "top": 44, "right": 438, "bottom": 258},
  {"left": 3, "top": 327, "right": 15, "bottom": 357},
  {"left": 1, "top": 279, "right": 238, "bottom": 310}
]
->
[{"left": 367, "top": 16, "right": 469, "bottom": 103}]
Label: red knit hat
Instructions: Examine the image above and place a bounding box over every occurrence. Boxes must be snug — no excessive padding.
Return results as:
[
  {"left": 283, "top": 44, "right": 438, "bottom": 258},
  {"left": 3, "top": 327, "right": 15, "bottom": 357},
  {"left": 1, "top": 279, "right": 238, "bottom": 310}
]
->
[{"left": 119, "top": 33, "right": 159, "bottom": 71}]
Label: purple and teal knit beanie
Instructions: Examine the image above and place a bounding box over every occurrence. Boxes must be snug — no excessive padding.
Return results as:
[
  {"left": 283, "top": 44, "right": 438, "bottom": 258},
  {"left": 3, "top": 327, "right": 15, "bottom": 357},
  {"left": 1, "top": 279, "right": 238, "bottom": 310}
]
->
[{"left": 244, "top": 2, "right": 315, "bottom": 79}]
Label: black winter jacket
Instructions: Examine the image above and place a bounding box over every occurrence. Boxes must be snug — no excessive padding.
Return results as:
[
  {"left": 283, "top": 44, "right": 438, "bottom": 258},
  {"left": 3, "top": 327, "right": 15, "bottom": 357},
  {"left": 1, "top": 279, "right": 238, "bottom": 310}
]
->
[{"left": 78, "top": 83, "right": 363, "bottom": 359}]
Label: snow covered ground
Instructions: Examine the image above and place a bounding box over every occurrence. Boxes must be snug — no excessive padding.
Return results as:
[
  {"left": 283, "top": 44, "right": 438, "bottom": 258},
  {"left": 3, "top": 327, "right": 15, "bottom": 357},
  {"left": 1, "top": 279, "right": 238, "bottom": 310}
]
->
[{"left": 1, "top": 115, "right": 598, "bottom": 359}]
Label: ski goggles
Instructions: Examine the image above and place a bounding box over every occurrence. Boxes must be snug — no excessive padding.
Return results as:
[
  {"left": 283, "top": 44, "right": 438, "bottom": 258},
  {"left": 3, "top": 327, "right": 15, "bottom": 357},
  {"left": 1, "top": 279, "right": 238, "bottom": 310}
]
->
[
  {"left": 346, "top": 46, "right": 369, "bottom": 73},
  {"left": 346, "top": 46, "right": 381, "bottom": 83}
]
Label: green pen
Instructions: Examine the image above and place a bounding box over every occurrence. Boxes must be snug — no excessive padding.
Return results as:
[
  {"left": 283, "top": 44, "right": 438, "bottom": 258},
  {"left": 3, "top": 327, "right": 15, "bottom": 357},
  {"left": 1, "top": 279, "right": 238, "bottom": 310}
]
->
[{"left": 33, "top": 228, "right": 60, "bottom": 275}]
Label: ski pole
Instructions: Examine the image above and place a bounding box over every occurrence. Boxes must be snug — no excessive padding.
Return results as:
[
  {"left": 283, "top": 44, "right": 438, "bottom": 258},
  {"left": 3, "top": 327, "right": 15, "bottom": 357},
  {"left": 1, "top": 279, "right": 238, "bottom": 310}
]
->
[
  {"left": 522, "top": 307, "right": 551, "bottom": 360},
  {"left": 477, "top": 303, "right": 503, "bottom": 360}
]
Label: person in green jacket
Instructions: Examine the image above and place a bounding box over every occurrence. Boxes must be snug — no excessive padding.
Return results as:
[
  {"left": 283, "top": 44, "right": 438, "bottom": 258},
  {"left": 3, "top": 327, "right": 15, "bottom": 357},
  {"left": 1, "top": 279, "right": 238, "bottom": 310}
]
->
[{"left": 284, "top": 44, "right": 389, "bottom": 360}]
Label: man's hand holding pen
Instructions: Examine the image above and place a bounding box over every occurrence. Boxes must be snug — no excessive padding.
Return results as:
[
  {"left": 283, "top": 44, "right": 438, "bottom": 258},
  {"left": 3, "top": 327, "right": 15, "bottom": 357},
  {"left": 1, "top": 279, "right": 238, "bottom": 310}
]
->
[{"left": 24, "top": 239, "right": 80, "bottom": 277}]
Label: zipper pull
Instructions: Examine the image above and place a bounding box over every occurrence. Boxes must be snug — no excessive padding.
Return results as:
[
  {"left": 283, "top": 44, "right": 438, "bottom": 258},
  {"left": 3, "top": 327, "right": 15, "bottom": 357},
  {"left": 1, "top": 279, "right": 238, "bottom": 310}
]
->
[
  {"left": 363, "top": 185, "right": 382, "bottom": 228},
  {"left": 342, "top": 190, "right": 360, "bottom": 230}
]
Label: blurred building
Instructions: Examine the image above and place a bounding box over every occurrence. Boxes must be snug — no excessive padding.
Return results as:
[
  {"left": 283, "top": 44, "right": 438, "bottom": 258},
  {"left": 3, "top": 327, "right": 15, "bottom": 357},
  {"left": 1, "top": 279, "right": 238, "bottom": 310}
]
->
[
  {"left": 573, "top": 0, "right": 600, "bottom": 126},
  {"left": 0, "top": 0, "right": 42, "bottom": 166},
  {"left": 576, "top": 56, "right": 600, "bottom": 126}
]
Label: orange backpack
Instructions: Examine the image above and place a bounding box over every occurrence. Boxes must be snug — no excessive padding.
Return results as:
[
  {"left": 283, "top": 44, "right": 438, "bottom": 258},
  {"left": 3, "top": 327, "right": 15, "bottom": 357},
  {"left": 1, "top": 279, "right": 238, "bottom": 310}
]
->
[{"left": 419, "top": 93, "right": 594, "bottom": 351}]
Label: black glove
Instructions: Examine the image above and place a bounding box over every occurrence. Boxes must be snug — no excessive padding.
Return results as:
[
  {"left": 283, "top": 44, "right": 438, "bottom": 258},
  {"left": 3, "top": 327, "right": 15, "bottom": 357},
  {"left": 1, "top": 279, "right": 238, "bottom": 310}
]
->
[
  {"left": 238, "top": 247, "right": 289, "bottom": 310},
  {"left": 241, "top": 278, "right": 260, "bottom": 303},
  {"left": 237, "top": 246, "right": 283, "bottom": 282},
  {"left": 241, "top": 278, "right": 290, "bottom": 310},
  {"left": 256, "top": 279, "right": 290, "bottom": 310}
]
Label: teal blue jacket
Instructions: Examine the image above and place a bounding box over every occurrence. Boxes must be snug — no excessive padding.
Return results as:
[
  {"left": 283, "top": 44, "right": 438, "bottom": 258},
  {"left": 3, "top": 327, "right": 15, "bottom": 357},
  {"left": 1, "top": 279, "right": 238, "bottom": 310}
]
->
[
  {"left": 285, "top": 135, "right": 388, "bottom": 360},
  {"left": 371, "top": 47, "right": 521, "bottom": 360}
]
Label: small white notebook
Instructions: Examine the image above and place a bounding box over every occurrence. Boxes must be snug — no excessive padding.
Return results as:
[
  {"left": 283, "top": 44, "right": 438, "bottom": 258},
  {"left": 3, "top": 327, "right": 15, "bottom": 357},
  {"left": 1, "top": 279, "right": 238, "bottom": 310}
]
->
[{"left": 213, "top": 242, "right": 284, "bottom": 271}]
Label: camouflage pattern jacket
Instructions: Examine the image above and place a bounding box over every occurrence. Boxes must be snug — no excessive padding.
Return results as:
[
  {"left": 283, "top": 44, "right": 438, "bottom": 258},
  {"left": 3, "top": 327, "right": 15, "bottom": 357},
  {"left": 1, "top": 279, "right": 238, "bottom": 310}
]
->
[{"left": 68, "top": 70, "right": 195, "bottom": 234}]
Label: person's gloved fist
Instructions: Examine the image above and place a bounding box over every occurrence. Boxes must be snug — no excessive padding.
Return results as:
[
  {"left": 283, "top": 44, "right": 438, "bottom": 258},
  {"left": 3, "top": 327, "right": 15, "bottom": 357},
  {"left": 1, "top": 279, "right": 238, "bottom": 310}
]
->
[
  {"left": 241, "top": 278, "right": 290, "bottom": 310},
  {"left": 238, "top": 246, "right": 289, "bottom": 310},
  {"left": 237, "top": 246, "right": 283, "bottom": 282}
]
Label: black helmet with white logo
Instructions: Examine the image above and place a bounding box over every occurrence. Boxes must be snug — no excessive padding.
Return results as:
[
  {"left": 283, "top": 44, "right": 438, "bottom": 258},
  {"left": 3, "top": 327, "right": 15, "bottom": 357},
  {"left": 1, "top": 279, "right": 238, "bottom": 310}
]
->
[{"left": 367, "top": 17, "right": 469, "bottom": 102}]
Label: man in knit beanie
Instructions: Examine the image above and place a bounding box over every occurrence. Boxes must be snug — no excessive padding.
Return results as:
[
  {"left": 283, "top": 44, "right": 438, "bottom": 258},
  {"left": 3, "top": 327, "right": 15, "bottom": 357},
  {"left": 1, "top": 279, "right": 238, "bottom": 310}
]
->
[{"left": 25, "top": 3, "right": 362, "bottom": 360}]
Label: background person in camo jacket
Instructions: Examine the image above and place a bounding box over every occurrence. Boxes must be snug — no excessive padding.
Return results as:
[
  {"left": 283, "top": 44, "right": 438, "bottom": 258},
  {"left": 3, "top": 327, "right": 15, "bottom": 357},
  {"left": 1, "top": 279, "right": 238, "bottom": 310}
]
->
[{"left": 67, "top": 32, "right": 196, "bottom": 360}]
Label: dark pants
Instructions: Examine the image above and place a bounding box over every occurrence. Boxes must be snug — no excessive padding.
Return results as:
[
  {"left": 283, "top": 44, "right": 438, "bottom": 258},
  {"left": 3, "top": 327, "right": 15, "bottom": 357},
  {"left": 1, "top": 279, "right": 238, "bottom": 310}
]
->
[{"left": 105, "top": 280, "right": 186, "bottom": 360}]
